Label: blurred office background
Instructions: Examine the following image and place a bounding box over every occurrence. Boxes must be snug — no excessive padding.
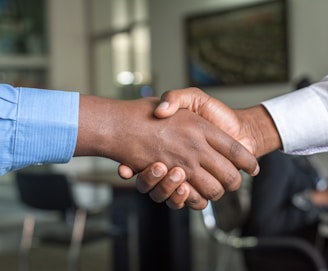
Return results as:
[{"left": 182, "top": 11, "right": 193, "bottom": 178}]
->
[{"left": 1, "top": 0, "right": 328, "bottom": 270}]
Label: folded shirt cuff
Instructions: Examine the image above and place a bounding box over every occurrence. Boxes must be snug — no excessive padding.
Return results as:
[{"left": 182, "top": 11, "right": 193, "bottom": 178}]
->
[
  {"left": 13, "top": 87, "right": 79, "bottom": 171},
  {"left": 262, "top": 88, "right": 328, "bottom": 155}
]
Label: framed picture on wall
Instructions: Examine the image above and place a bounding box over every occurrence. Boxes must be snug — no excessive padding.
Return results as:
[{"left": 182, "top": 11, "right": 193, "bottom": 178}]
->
[{"left": 184, "top": 0, "right": 289, "bottom": 88}]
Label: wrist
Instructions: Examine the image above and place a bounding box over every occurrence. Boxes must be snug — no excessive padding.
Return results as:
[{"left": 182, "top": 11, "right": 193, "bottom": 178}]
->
[
  {"left": 74, "top": 95, "right": 116, "bottom": 158},
  {"left": 236, "top": 105, "right": 282, "bottom": 157}
]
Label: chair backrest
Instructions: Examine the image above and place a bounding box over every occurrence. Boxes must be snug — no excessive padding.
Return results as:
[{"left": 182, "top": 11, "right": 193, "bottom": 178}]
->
[
  {"left": 15, "top": 172, "right": 76, "bottom": 212},
  {"left": 201, "top": 154, "right": 328, "bottom": 271}
]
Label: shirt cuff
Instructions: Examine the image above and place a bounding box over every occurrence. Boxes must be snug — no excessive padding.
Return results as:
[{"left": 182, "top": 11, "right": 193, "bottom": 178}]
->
[
  {"left": 14, "top": 87, "right": 79, "bottom": 170},
  {"left": 262, "top": 88, "right": 328, "bottom": 155}
]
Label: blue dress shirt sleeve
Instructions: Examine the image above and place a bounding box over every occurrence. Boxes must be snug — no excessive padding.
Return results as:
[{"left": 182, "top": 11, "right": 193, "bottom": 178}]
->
[
  {"left": 0, "top": 84, "right": 79, "bottom": 175},
  {"left": 262, "top": 76, "right": 328, "bottom": 155}
]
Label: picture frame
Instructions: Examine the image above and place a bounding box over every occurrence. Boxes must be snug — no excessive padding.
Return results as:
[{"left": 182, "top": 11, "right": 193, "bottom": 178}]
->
[{"left": 184, "top": 0, "right": 289, "bottom": 87}]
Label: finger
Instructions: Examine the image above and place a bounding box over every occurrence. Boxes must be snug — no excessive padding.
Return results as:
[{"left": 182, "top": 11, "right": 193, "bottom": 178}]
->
[
  {"left": 193, "top": 140, "right": 245, "bottom": 193},
  {"left": 135, "top": 162, "right": 168, "bottom": 193},
  {"left": 188, "top": 167, "right": 226, "bottom": 202},
  {"left": 200, "top": 151, "right": 242, "bottom": 193},
  {"left": 184, "top": 184, "right": 209, "bottom": 210},
  {"left": 149, "top": 167, "right": 186, "bottom": 203},
  {"left": 166, "top": 182, "right": 209, "bottom": 210},
  {"left": 204, "top": 123, "right": 259, "bottom": 177},
  {"left": 118, "top": 164, "right": 135, "bottom": 179},
  {"left": 165, "top": 182, "right": 190, "bottom": 210}
]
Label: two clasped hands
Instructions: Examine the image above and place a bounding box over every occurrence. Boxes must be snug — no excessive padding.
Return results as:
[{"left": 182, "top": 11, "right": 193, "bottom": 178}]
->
[{"left": 76, "top": 87, "right": 282, "bottom": 210}]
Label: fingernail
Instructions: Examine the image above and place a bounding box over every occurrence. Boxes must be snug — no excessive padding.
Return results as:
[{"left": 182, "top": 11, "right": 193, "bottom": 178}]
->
[
  {"left": 176, "top": 186, "right": 185, "bottom": 195},
  {"left": 170, "top": 170, "right": 182, "bottom": 183},
  {"left": 251, "top": 164, "right": 260, "bottom": 176},
  {"left": 157, "top": 101, "right": 169, "bottom": 111},
  {"left": 152, "top": 166, "right": 164, "bottom": 178}
]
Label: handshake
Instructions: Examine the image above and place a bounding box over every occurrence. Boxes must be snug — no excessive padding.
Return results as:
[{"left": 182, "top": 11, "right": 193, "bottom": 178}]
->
[
  {"left": 2, "top": 77, "right": 324, "bottom": 210},
  {"left": 76, "top": 87, "right": 282, "bottom": 210}
]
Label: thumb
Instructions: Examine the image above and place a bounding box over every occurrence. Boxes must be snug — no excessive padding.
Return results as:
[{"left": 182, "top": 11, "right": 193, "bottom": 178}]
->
[
  {"left": 154, "top": 89, "right": 195, "bottom": 118},
  {"left": 154, "top": 101, "right": 180, "bottom": 118}
]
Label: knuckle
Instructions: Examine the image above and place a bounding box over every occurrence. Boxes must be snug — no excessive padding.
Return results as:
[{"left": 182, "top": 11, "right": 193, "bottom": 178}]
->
[
  {"left": 186, "top": 194, "right": 200, "bottom": 207},
  {"left": 207, "top": 186, "right": 224, "bottom": 201},
  {"left": 189, "top": 139, "right": 201, "bottom": 152},
  {"left": 229, "top": 141, "right": 244, "bottom": 158},
  {"left": 222, "top": 170, "right": 242, "bottom": 192}
]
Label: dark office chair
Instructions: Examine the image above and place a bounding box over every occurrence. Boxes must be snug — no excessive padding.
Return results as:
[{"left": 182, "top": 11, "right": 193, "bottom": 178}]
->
[
  {"left": 15, "top": 171, "right": 117, "bottom": 271},
  {"left": 201, "top": 193, "right": 328, "bottom": 271}
]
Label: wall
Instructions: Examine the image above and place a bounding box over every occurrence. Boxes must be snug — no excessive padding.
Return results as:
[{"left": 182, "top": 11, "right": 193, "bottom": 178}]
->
[
  {"left": 148, "top": 0, "right": 328, "bottom": 107},
  {"left": 48, "top": 0, "right": 89, "bottom": 93}
]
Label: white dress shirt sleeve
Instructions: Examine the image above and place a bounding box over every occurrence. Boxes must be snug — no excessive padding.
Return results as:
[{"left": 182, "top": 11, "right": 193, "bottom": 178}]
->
[
  {"left": 262, "top": 76, "right": 328, "bottom": 155},
  {"left": 0, "top": 84, "right": 79, "bottom": 175}
]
